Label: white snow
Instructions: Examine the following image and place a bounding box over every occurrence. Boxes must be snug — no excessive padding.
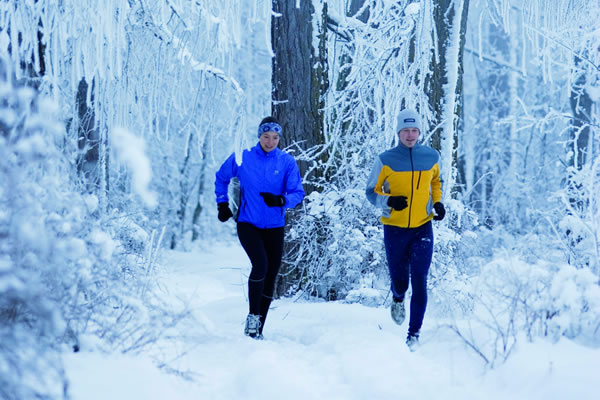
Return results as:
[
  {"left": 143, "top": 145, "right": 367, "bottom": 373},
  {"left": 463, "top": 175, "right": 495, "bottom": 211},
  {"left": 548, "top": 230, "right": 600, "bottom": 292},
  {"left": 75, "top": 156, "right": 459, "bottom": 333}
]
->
[
  {"left": 405, "top": 2, "right": 421, "bottom": 16},
  {"left": 0, "top": 255, "right": 11, "bottom": 272},
  {"left": 83, "top": 194, "right": 99, "bottom": 214},
  {"left": 111, "top": 127, "right": 157, "bottom": 208},
  {"left": 64, "top": 241, "right": 600, "bottom": 400},
  {"left": 88, "top": 229, "right": 117, "bottom": 261},
  {"left": 586, "top": 83, "right": 600, "bottom": 102}
]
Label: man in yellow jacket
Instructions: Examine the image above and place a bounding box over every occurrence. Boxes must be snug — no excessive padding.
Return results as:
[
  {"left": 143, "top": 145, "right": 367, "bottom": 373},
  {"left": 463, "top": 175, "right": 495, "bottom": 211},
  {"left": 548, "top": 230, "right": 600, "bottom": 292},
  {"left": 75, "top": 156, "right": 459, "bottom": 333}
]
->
[{"left": 365, "top": 109, "right": 445, "bottom": 350}]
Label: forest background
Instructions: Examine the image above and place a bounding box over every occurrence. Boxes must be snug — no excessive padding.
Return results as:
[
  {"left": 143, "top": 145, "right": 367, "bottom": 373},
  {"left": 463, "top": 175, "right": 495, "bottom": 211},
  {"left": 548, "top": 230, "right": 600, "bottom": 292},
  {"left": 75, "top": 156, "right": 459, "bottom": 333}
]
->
[{"left": 1, "top": 1, "right": 599, "bottom": 398}]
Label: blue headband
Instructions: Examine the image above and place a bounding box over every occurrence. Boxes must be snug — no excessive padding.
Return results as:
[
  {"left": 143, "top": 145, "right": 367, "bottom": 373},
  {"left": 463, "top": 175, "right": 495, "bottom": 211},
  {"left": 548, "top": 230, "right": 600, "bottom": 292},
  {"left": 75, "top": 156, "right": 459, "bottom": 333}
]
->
[{"left": 258, "top": 122, "right": 282, "bottom": 138}]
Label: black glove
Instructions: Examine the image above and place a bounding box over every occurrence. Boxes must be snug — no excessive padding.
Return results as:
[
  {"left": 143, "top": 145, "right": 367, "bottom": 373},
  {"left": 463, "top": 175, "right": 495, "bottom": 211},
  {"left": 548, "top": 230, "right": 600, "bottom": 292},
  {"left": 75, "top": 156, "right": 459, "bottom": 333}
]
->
[
  {"left": 259, "top": 192, "right": 285, "bottom": 207},
  {"left": 217, "top": 202, "right": 233, "bottom": 222},
  {"left": 387, "top": 196, "right": 408, "bottom": 211},
  {"left": 433, "top": 202, "right": 445, "bottom": 221}
]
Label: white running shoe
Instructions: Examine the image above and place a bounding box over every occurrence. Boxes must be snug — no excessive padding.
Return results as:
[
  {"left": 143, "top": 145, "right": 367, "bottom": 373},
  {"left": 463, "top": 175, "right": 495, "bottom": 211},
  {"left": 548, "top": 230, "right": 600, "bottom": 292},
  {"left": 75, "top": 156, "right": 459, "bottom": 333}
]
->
[
  {"left": 244, "top": 314, "right": 262, "bottom": 338},
  {"left": 390, "top": 298, "right": 406, "bottom": 325},
  {"left": 406, "top": 333, "right": 419, "bottom": 352}
]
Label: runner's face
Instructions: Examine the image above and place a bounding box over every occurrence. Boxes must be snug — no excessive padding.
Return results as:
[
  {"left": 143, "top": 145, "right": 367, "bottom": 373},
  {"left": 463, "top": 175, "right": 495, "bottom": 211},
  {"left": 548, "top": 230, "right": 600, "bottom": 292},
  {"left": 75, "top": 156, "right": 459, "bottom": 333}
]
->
[
  {"left": 399, "top": 128, "right": 420, "bottom": 148},
  {"left": 259, "top": 132, "right": 280, "bottom": 152}
]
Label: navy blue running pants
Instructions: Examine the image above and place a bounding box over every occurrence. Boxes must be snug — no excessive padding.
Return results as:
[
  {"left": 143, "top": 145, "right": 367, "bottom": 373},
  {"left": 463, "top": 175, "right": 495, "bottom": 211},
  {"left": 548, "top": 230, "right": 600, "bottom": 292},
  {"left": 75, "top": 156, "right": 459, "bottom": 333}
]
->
[{"left": 384, "top": 221, "right": 433, "bottom": 336}]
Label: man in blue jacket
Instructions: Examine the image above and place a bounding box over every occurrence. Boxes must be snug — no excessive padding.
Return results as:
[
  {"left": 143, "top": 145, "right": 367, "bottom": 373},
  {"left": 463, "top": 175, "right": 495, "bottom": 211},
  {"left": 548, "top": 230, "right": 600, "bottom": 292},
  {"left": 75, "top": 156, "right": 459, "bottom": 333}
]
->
[{"left": 215, "top": 116, "right": 304, "bottom": 339}]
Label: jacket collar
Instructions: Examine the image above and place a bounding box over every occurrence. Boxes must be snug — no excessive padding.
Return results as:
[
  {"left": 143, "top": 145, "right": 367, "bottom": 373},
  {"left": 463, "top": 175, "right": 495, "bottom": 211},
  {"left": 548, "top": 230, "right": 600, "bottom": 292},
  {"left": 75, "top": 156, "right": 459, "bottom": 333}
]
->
[
  {"left": 253, "top": 142, "right": 280, "bottom": 157},
  {"left": 396, "top": 142, "right": 421, "bottom": 151}
]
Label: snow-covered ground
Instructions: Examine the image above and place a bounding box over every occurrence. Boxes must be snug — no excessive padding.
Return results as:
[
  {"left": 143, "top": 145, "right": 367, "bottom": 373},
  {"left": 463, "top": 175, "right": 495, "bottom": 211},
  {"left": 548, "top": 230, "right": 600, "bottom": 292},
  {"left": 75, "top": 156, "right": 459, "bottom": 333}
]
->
[{"left": 64, "top": 241, "right": 599, "bottom": 400}]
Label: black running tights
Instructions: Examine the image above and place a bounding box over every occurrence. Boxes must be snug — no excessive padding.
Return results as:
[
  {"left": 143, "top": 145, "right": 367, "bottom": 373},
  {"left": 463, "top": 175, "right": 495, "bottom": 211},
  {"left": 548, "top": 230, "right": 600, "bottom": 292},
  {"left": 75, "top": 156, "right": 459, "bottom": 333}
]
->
[{"left": 237, "top": 222, "right": 284, "bottom": 332}]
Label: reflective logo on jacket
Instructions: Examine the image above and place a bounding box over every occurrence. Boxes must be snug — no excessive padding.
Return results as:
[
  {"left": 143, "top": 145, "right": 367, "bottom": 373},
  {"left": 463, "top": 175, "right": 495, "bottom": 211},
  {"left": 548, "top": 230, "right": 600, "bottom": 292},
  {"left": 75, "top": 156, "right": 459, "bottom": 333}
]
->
[{"left": 365, "top": 143, "right": 442, "bottom": 228}]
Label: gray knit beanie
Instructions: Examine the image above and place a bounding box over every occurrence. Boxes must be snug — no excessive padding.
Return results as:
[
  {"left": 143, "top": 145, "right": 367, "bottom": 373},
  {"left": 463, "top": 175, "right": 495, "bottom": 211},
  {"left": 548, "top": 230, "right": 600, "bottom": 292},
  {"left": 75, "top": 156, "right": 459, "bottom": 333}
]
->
[{"left": 396, "top": 109, "right": 421, "bottom": 133}]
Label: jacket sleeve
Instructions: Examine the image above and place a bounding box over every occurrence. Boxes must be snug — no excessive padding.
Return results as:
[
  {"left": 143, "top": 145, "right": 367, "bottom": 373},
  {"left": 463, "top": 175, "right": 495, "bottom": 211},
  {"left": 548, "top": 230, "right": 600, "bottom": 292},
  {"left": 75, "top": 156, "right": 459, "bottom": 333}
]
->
[
  {"left": 431, "top": 162, "right": 442, "bottom": 203},
  {"left": 214, "top": 152, "right": 238, "bottom": 204},
  {"left": 365, "top": 157, "right": 390, "bottom": 208},
  {"left": 283, "top": 155, "right": 305, "bottom": 208}
]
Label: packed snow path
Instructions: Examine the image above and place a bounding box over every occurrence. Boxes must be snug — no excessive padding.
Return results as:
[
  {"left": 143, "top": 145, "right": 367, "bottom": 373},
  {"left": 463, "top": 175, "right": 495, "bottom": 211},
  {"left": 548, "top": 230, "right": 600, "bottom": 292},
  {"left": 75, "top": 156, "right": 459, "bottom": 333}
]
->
[{"left": 66, "top": 242, "right": 599, "bottom": 400}]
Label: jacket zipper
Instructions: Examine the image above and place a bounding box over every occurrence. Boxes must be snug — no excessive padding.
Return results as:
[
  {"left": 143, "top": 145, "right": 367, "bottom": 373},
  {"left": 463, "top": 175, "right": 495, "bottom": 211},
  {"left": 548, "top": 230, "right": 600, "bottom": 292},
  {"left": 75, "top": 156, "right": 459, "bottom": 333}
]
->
[
  {"left": 408, "top": 148, "right": 414, "bottom": 228},
  {"left": 416, "top": 171, "right": 422, "bottom": 189}
]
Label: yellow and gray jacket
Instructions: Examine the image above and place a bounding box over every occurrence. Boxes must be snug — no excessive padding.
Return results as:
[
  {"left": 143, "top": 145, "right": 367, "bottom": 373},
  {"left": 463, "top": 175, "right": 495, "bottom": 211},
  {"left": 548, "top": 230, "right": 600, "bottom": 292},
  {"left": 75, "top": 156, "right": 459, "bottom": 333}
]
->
[{"left": 365, "top": 143, "right": 442, "bottom": 228}]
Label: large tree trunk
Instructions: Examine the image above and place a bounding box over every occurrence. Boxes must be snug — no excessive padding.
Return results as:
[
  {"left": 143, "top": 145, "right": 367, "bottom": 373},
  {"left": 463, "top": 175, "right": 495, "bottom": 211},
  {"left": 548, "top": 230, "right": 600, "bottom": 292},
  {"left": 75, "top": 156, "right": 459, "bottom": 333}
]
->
[
  {"left": 428, "top": 0, "right": 470, "bottom": 199},
  {"left": 271, "top": 0, "right": 329, "bottom": 296},
  {"left": 271, "top": 0, "right": 328, "bottom": 193}
]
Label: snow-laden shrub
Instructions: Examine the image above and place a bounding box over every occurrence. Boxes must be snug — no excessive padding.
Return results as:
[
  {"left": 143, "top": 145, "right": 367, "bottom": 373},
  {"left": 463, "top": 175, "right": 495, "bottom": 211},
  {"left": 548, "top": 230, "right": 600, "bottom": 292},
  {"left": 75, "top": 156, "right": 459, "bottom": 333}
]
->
[
  {"left": 547, "top": 263, "right": 600, "bottom": 340},
  {"left": 555, "top": 159, "right": 600, "bottom": 272},
  {"left": 283, "top": 188, "right": 388, "bottom": 301},
  {"left": 0, "top": 81, "right": 71, "bottom": 399},
  {"left": 449, "top": 255, "right": 600, "bottom": 366},
  {"left": 283, "top": 189, "right": 481, "bottom": 306},
  {"left": 428, "top": 199, "right": 482, "bottom": 315},
  {"left": 344, "top": 273, "right": 386, "bottom": 307},
  {"left": 0, "top": 79, "right": 185, "bottom": 399}
]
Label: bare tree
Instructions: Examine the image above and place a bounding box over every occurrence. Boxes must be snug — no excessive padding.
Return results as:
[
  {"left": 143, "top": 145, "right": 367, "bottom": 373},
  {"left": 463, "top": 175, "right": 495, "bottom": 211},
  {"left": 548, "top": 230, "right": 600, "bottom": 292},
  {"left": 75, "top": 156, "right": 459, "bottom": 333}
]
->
[{"left": 428, "top": 0, "right": 470, "bottom": 198}]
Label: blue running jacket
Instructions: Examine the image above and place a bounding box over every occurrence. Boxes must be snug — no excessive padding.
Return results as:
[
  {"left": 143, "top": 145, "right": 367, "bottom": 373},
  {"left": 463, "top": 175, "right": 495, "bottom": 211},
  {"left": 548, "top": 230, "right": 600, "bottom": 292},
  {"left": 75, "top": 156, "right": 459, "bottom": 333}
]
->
[{"left": 215, "top": 144, "right": 305, "bottom": 228}]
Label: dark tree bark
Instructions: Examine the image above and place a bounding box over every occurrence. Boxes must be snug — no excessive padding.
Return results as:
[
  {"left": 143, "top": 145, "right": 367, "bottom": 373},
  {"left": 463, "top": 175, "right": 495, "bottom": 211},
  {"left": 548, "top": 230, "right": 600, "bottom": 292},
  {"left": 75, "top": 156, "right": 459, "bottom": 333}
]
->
[
  {"left": 271, "top": 0, "right": 329, "bottom": 296},
  {"left": 76, "top": 78, "right": 100, "bottom": 192},
  {"left": 347, "top": 0, "right": 369, "bottom": 22},
  {"left": 170, "top": 132, "right": 194, "bottom": 249},
  {"left": 190, "top": 191, "right": 204, "bottom": 242},
  {"left": 569, "top": 56, "right": 592, "bottom": 170},
  {"left": 36, "top": 29, "right": 46, "bottom": 77},
  {"left": 271, "top": 0, "right": 329, "bottom": 194},
  {"left": 191, "top": 138, "right": 210, "bottom": 242}
]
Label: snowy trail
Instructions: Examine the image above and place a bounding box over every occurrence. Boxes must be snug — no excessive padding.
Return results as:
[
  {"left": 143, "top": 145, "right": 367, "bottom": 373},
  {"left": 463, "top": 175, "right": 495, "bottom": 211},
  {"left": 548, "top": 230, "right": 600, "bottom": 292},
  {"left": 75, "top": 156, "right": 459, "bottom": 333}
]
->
[
  {"left": 66, "top": 242, "right": 599, "bottom": 400},
  {"left": 158, "top": 243, "right": 484, "bottom": 400}
]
